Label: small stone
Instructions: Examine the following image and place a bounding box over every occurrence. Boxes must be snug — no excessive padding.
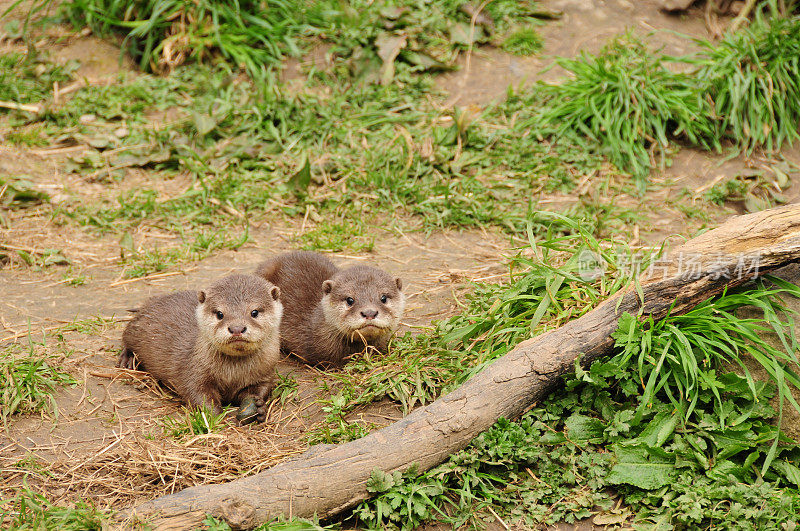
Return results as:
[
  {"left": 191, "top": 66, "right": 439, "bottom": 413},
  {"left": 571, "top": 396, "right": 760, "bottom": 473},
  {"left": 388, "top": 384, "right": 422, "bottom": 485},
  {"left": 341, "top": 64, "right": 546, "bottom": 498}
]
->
[
  {"left": 549, "top": 0, "right": 594, "bottom": 11},
  {"left": 49, "top": 193, "right": 71, "bottom": 204},
  {"left": 236, "top": 397, "right": 259, "bottom": 424},
  {"left": 114, "top": 127, "right": 129, "bottom": 138},
  {"left": 79, "top": 114, "right": 96, "bottom": 124},
  {"left": 617, "top": 0, "right": 634, "bottom": 10},
  {"left": 659, "top": 0, "right": 695, "bottom": 12}
]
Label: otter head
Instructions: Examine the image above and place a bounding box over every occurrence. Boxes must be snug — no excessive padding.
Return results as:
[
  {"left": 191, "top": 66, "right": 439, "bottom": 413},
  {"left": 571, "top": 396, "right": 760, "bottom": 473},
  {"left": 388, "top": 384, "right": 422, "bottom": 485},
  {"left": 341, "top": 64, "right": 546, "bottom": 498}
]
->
[
  {"left": 196, "top": 274, "right": 282, "bottom": 357},
  {"left": 320, "top": 265, "right": 405, "bottom": 342}
]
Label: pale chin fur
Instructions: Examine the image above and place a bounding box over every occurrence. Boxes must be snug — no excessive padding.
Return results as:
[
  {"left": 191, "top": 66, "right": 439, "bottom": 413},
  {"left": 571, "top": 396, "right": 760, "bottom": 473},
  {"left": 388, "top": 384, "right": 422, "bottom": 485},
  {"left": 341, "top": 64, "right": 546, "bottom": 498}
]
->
[
  {"left": 195, "top": 302, "right": 283, "bottom": 357},
  {"left": 321, "top": 294, "right": 404, "bottom": 339}
]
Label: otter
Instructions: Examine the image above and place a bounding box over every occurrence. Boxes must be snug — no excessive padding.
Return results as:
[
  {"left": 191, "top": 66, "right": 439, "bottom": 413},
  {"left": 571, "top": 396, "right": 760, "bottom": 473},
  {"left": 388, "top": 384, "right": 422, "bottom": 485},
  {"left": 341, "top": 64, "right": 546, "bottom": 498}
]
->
[
  {"left": 255, "top": 251, "right": 405, "bottom": 368},
  {"left": 118, "top": 274, "right": 282, "bottom": 423}
]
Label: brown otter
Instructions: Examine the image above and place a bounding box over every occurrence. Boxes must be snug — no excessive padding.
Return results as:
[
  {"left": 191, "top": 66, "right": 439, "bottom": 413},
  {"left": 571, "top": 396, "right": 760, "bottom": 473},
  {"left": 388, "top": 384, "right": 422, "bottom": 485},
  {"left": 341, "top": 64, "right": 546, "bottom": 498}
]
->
[
  {"left": 255, "top": 251, "right": 405, "bottom": 368},
  {"left": 118, "top": 274, "right": 282, "bottom": 423}
]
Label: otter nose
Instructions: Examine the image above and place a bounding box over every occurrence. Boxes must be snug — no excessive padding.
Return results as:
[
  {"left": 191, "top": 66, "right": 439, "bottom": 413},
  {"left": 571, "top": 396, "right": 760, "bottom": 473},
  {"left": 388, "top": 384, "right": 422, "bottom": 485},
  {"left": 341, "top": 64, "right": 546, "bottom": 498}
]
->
[
  {"left": 361, "top": 309, "right": 378, "bottom": 320},
  {"left": 228, "top": 324, "right": 247, "bottom": 335}
]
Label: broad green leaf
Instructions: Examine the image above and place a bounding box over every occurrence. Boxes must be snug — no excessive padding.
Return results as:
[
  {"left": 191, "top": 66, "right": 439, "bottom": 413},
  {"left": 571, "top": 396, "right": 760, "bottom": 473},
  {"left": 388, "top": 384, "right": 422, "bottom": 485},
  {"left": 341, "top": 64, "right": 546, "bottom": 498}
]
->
[
  {"left": 288, "top": 157, "right": 312, "bottom": 197},
  {"left": 774, "top": 460, "right": 800, "bottom": 486},
  {"left": 637, "top": 410, "right": 678, "bottom": 448},
  {"left": 606, "top": 445, "right": 675, "bottom": 490},
  {"left": 564, "top": 413, "right": 605, "bottom": 443}
]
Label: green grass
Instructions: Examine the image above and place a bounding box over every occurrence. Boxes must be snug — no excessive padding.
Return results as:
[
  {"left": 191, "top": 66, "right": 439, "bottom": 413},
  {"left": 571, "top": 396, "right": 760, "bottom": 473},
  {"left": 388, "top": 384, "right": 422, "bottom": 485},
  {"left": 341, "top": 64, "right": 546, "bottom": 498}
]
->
[
  {"left": 2, "top": 60, "right": 610, "bottom": 277},
  {"left": 203, "top": 514, "right": 337, "bottom": 530},
  {"left": 2, "top": 51, "right": 618, "bottom": 257},
  {"left": 528, "top": 16, "right": 800, "bottom": 185},
  {"left": 0, "top": 338, "right": 77, "bottom": 426},
  {"left": 0, "top": 488, "right": 106, "bottom": 530},
  {"left": 160, "top": 404, "right": 227, "bottom": 438},
  {"left": 271, "top": 373, "right": 299, "bottom": 406},
  {"left": 502, "top": 26, "right": 542, "bottom": 55},
  {"left": 297, "top": 219, "right": 375, "bottom": 253},
  {"left": 118, "top": 228, "right": 249, "bottom": 278},
  {"left": 695, "top": 13, "right": 800, "bottom": 153},
  {"left": 535, "top": 33, "right": 718, "bottom": 185},
  {"left": 5, "top": 125, "right": 48, "bottom": 146},
  {"left": 59, "top": 0, "right": 549, "bottom": 80},
  {"left": 611, "top": 278, "right": 800, "bottom": 462},
  {"left": 0, "top": 53, "right": 77, "bottom": 107},
  {"left": 60, "top": 0, "right": 329, "bottom": 77}
]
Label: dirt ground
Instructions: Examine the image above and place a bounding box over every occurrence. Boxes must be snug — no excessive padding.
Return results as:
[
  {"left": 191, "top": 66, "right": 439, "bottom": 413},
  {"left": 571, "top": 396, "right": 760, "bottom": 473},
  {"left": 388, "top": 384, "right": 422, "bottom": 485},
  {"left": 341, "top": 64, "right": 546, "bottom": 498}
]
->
[{"left": 2, "top": 0, "right": 800, "bottom": 529}]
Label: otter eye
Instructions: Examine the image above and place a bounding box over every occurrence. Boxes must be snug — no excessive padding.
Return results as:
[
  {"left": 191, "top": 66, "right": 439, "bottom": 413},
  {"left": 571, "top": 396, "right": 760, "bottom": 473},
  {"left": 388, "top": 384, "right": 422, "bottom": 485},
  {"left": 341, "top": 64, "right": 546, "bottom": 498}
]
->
[
  {"left": 345, "top": 297, "right": 355, "bottom": 306},
  {"left": 215, "top": 311, "right": 224, "bottom": 320},
  {"left": 380, "top": 294, "right": 388, "bottom": 304},
  {"left": 251, "top": 309, "right": 259, "bottom": 318}
]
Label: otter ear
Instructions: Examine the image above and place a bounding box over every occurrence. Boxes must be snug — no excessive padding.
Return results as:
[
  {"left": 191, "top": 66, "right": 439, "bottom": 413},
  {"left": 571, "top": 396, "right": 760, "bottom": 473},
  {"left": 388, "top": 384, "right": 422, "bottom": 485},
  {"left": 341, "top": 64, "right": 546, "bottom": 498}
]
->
[
  {"left": 395, "top": 277, "right": 403, "bottom": 291},
  {"left": 270, "top": 286, "right": 281, "bottom": 301},
  {"left": 322, "top": 280, "right": 334, "bottom": 295},
  {"left": 198, "top": 290, "right": 206, "bottom": 304}
]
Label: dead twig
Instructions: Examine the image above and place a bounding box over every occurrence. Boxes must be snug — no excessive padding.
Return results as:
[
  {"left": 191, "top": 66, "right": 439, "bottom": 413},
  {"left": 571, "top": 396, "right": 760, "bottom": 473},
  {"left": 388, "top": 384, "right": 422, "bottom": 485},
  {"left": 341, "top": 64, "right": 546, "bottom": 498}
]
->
[{"left": 0, "top": 100, "right": 41, "bottom": 113}]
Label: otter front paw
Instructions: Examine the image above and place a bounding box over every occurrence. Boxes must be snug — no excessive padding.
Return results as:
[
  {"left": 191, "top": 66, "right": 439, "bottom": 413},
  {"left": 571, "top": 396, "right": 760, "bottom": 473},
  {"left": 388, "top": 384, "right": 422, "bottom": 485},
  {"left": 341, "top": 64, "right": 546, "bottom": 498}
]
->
[{"left": 117, "top": 348, "right": 138, "bottom": 370}]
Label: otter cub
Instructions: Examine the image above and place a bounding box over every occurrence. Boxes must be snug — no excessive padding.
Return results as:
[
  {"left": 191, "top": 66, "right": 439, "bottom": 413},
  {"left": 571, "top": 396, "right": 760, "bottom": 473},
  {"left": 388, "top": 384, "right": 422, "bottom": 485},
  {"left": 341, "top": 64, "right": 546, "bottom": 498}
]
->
[
  {"left": 255, "top": 251, "right": 405, "bottom": 368},
  {"left": 118, "top": 274, "right": 282, "bottom": 423}
]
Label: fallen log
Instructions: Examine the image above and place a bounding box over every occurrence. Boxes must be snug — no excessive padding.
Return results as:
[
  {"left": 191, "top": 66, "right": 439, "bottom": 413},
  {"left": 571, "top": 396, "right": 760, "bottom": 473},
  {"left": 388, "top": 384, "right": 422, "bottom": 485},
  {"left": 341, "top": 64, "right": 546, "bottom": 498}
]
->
[{"left": 127, "top": 204, "right": 800, "bottom": 529}]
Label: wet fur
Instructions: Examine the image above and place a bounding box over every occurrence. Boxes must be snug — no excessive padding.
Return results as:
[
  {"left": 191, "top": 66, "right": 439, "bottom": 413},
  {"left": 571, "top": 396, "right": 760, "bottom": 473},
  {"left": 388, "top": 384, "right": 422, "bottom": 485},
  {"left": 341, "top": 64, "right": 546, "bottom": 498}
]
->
[
  {"left": 256, "top": 251, "right": 405, "bottom": 368},
  {"left": 118, "top": 274, "right": 282, "bottom": 421}
]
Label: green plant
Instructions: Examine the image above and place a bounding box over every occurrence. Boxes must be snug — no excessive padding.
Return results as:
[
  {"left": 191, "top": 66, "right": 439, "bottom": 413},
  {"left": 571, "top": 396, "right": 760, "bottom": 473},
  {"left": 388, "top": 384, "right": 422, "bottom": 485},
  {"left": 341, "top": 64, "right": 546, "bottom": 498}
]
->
[
  {"left": 13, "top": 248, "right": 69, "bottom": 269},
  {"left": 272, "top": 372, "right": 299, "bottom": 406},
  {"left": 502, "top": 27, "right": 542, "bottom": 55},
  {"left": 5, "top": 125, "right": 48, "bottom": 146},
  {"left": 307, "top": 389, "right": 376, "bottom": 445},
  {"left": 298, "top": 219, "right": 375, "bottom": 253},
  {"left": 203, "top": 514, "right": 339, "bottom": 530},
  {"left": 160, "top": 404, "right": 227, "bottom": 438},
  {"left": 611, "top": 277, "right": 800, "bottom": 466},
  {"left": 440, "top": 213, "right": 654, "bottom": 384},
  {"left": 0, "top": 338, "right": 77, "bottom": 425},
  {"left": 0, "top": 176, "right": 49, "bottom": 209},
  {"left": 0, "top": 488, "right": 106, "bottom": 530},
  {"left": 536, "top": 34, "right": 718, "bottom": 184},
  {"left": 695, "top": 13, "right": 800, "bottom": 153},
  {"left": 119, "top": 229, "right": 248, "bottom": 278},
  {"left": 704, "top": 166, "right": 792, "bottom": 212},
  {"left": 61, "top": 272, "right": 87, "bottom": 286},
  {"left": 0, "top": 52, "right": 76, "bottom": 107},
  {"left": 60, "top": 0, "right": 332, "bottom": 77}
]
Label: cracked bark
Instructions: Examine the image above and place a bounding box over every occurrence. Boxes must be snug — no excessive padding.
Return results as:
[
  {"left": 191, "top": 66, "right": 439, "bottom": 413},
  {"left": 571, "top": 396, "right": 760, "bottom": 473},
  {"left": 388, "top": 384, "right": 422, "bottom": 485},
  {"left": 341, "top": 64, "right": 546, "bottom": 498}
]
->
[{"left": 125, "top": 204, "right": 800, "bottom": 529}]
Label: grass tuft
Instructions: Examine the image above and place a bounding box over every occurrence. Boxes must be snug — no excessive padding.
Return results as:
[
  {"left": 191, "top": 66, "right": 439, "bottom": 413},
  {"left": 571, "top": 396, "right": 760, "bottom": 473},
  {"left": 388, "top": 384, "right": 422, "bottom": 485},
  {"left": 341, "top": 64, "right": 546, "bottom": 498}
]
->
[
  {"left": 0, "top": 338, "right": 77, "bottom": 426},
  {"left": 695, "top": 13, "right": 800, "bottom": 153},
  {"left": 535, "top": 33, "right": 718, "bottom": 184},
  {"left": 0, "top": 53, "right": 77, "bottom": 107},
  {"left": 502, "top": 26, "right": 542, "bottom": 56},
  {"left": 60, "top": 0, "right": 329, "bottom": 77},
  {"left": 160, "top": 405, "right": 227, "bottom": 438},
  {"left": 612, "top": 277, "right": 800, "bottom": 433},
  {"left": 0, "top": 488, "right": 106, "bottom": 530}
]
